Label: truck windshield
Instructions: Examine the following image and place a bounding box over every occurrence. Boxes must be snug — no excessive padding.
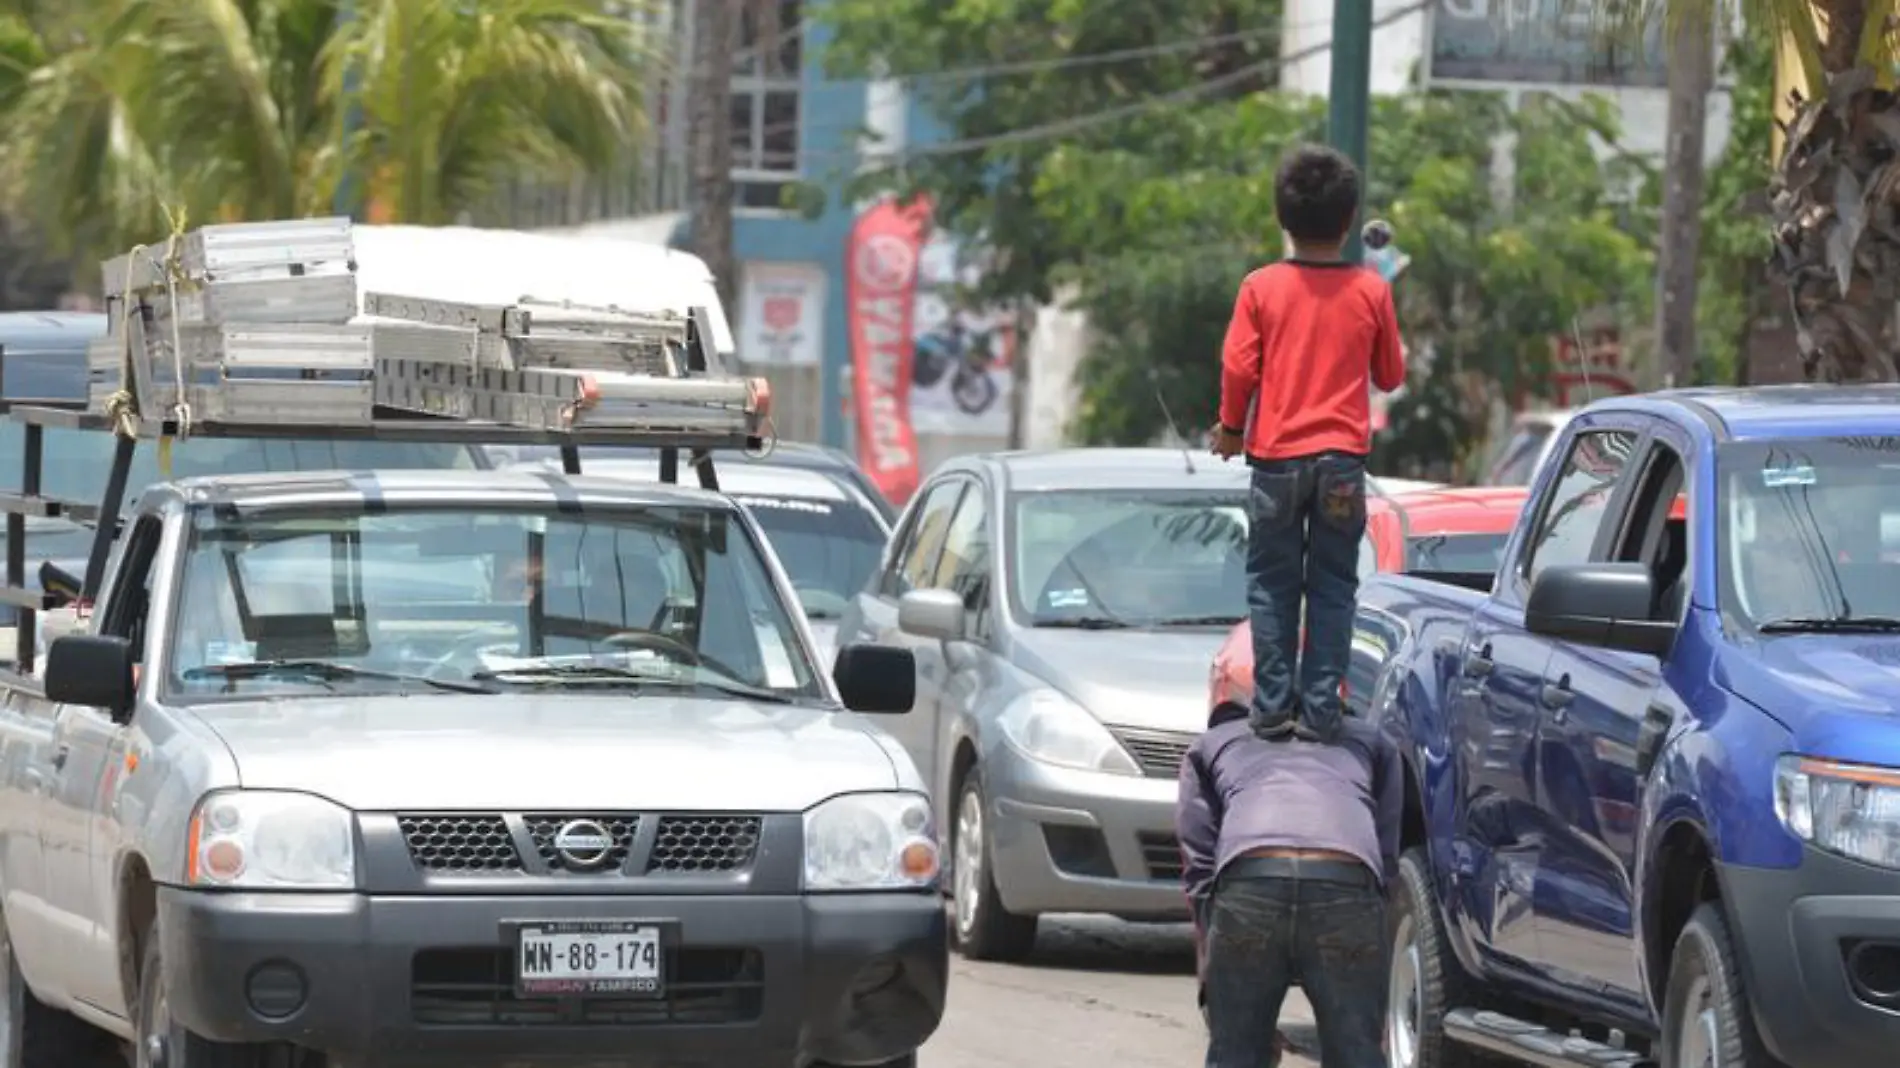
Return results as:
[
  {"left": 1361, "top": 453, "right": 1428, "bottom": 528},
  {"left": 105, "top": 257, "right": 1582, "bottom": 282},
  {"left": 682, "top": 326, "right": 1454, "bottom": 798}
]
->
[
  {"left": 1719, "top": 438, "right": 1900, "bottom": 627},
  {"left": 166, "top": 505, "right": 822, "bottom": 701}
]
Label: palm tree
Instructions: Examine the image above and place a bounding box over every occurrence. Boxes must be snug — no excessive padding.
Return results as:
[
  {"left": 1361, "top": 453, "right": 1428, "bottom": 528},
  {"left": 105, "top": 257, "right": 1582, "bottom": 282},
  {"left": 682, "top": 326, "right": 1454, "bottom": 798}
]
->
[
  {"left": 1709, "top": 0, "right": 1900, "bottom": 382},
  {"left": 0, "top": 0, "right": 655, "bottom": 267}
]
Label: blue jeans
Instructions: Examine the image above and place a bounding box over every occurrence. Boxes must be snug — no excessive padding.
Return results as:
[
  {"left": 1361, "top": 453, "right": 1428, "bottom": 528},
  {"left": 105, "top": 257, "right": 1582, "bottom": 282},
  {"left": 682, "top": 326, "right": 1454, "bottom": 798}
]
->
[
  {"left": 1246, "top": 452, "right": 1368, "bottom": 742},
  {"left": 1202, "top": 873, "right": 1386, "bottom": 1068}
]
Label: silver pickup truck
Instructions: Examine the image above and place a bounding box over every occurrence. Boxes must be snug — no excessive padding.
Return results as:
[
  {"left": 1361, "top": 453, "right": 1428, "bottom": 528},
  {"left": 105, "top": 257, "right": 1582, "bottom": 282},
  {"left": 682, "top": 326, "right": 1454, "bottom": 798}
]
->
[{"left": 0, "top": 466, "right": 944, "bottom": 1068}]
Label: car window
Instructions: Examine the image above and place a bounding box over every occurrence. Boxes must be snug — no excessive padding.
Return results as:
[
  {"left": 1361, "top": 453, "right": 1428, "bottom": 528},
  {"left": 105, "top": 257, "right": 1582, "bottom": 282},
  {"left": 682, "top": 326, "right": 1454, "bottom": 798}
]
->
[
  {"left": 1523, "top": 429, "right": 1640, "bottom": 583},
  {"left": 0, "top": 425, "right": 479, "bottom": 508},
  {"left": 731, "top": 494, "right": 886, "bottom": 620},
  {"left": 889, "top": 480, "right": 965, "bottom": 596},
  {"left": 168, "top": 505, "right": 821, "bottom": 699},
  {"left": 934, "top": 487, "right": 991, "bottom": 613},
  {"left": 1011, "top": 490, "right": 1247, "bottom": 625},
  {"left": 1487, "top": 426, "right": 1551, "bottom": 486},
  {"left": 1409, "top": 533, "right": 1512, "bottom": 572}
]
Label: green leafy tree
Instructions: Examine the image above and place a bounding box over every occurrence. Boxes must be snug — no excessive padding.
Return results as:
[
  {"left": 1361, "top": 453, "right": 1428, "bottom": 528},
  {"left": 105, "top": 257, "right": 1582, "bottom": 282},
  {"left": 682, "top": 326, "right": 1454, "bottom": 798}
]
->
[
  {"left": 819, "top": 0, "right": 1287, "bottom": 304},
  {"left": 1694, "top": 25, "right": 1776, "bottom": 384},
  {"left": 1032, "top": 90, "right": 1652, "bottom": 477},
  {"left": 0, "top": 0, "right": 653, "bottom": 265}
]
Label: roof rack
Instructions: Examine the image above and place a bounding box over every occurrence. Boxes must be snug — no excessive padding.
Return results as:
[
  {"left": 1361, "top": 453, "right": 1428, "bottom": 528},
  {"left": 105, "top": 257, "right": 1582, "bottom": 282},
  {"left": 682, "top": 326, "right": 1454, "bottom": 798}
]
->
[{"left": 0, "top": 216, "right": 773, "bottom": 673}]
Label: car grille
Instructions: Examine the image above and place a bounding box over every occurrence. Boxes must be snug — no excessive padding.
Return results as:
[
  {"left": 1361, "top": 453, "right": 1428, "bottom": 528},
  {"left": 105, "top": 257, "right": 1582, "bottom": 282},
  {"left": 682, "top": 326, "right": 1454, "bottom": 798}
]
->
[
  {"left": 1111, "top": 728, "right": 1196, "bottom": 779},
  {"left": 397, "top": 815, "right": 523, "bottom": 873},
  {"left": 647, "top": 815, "right": 763, "bottom": 874},
  {"left": 1137, "top": 831, "right": 1184, "bottom": 881},
  {"left": 411, "top": 947, "right": 764, "bottom": 1026},
  {"left": 395, "top": 813, "right": 764, "bottom": 876},
  {"left": 524, "top": 814, "right": 641, "bottom": 873}
]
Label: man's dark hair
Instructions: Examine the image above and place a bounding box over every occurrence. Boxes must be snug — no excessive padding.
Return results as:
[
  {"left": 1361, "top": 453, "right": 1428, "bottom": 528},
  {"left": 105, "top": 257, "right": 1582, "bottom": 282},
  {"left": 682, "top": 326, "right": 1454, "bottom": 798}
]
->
[{"left": 1274, "top": 144, "right": 1361, "bottom": 244}]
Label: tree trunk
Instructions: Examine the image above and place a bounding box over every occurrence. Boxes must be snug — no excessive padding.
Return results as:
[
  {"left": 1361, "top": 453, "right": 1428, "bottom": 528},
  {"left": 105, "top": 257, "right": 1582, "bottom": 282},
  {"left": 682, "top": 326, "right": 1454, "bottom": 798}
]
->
[
  {"left": 1653, "top": 7, "right": 1715, "bottom": 387},
  {"left": 688, "top": 0, "right": 738, "bottom": 316}
]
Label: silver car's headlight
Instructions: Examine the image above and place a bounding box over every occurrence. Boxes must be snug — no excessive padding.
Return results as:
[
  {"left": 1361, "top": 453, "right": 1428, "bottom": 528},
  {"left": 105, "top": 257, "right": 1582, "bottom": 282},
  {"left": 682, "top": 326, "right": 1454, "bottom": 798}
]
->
[
  {"left": 803, "top": 791, "right": 938, "bottom": 891},
  {"left": 997, "top": 689, "right": 1141, "bottom": 776},
  {"left": 1773, "top": 755, "right": 1900, "bottom": 869},
  {"left": 187, "top": 789, "right": 357, "bottom": 890}
]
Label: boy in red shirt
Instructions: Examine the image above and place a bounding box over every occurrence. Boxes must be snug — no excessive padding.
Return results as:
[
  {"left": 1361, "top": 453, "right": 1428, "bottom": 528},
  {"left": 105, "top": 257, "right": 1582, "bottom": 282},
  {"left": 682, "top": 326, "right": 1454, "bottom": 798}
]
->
[{"left": 1211, "top": 144, "right": 1406, "bottom": 745}]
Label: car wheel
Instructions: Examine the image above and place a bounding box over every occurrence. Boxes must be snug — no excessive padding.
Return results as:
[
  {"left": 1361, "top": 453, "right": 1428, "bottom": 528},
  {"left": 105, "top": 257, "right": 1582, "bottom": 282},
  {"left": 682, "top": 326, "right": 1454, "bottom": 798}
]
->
[
  {"left": 1387, "top": 849, "right": 1500, "bottom": 1068},
  {"left": 951, "top": 768, "right": 1038, "bottom": 962},
  {"left": 1658, "top": 903, "right": 1785, "bottom": 1068},
  {"left": 0, "top": 910, "right": 120, "bottom": 1068},
  {"left": 134, "top": 919, "right": 306, "bottom": 1068}
]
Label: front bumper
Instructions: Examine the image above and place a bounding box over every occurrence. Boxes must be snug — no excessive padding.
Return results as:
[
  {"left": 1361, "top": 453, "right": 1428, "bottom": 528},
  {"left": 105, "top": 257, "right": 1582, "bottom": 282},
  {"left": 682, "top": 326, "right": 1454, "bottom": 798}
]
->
[
  {"left": 983, "top": 742, "right": 1188, "bottom": 920},
  {"left": 1722, "top": 849, "right": 1900, "bottom": 1068},
  {"left": 158, "top": 887, "right": 947, "bottom": 1068}
]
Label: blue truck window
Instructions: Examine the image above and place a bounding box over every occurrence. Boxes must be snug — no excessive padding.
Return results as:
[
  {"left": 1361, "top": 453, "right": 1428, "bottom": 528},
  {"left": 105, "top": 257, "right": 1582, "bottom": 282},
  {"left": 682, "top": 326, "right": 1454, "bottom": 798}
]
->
[{"left": 1525, "top": 429, "right": 1640, "bottom": 582}]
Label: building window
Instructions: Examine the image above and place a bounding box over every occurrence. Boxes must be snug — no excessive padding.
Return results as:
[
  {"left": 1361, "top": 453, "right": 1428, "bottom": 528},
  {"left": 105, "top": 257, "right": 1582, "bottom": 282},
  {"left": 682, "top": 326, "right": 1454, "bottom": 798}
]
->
[{"left": 731, "top": 0, "right": 802, "bottom": 211}]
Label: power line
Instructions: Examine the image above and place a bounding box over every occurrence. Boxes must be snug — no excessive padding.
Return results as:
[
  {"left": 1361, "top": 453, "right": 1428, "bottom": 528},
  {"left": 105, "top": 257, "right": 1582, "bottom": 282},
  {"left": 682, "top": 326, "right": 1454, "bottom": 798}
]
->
[
  {"left": 835, "top": 0, "right": 1432, "bottom": 163},
  {"left": 887, "top": 24, "right": 1282, "bottom": 84}
]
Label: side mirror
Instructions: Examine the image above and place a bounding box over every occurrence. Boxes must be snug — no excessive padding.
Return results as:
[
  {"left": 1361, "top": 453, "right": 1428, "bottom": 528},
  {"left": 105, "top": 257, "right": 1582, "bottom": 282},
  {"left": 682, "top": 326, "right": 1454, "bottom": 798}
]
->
[
  {"left": 898, "top": 588, "right": 965, "bottom": 641},
  {"left": 38, "top": 561, "right": 82, "bottom": 609},
  {"left": 44, "top": 634, "right": 136, "bottom": 722},
  {"left": 1525, "top": 562, "right": 1676, "bottom": 657},
  {"left": 832, "top": 644, "right": 916, "bottom": 714}
]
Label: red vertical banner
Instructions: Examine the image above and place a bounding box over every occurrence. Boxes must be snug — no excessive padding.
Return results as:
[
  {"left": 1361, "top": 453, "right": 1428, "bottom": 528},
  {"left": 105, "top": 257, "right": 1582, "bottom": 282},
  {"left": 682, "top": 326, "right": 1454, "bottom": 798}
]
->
[{"left": 846, "top": 197, "right": 932, "bottom": 505}]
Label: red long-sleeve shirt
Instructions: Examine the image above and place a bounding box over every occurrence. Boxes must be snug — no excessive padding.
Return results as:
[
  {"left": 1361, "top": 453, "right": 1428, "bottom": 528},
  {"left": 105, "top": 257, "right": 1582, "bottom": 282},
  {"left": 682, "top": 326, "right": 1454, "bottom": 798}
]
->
[{"left": 1218, "top": 260, "right": 1406, "bottom": 461}]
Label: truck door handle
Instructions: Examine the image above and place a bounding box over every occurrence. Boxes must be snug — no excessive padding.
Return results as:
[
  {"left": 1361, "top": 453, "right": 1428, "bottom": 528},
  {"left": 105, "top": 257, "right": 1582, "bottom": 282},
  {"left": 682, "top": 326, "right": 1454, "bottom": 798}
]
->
[
  {"left": 1540, "top": 677, "right": 1574, "bottom": 715},
  {"left": 1463, "top": 645, "right": 1494, "bottom": 677},
  {"left": 50, "top": 744, "right": 68, "bottom": 771}
]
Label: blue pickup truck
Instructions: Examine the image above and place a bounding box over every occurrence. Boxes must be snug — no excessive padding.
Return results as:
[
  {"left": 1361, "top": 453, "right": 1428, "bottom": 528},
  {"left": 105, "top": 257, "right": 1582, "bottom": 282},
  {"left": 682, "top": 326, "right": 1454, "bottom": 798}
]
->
[{"left": 1354, "top": 386, "right": 1900, "bottom": 1068}]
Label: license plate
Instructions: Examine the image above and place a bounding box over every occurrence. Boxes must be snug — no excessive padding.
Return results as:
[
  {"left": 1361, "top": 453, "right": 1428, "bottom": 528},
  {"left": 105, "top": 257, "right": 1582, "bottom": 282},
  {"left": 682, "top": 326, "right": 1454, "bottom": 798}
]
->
[{"left": 511, "top": 920, "right": 670, "bottom": 997}]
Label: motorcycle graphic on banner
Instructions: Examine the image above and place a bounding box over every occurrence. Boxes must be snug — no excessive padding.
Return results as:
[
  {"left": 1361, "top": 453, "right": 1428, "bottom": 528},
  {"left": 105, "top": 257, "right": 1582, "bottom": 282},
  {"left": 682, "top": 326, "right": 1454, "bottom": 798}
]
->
[{"left": 908, "top": 234, "right": 1014, "bottom": 436}]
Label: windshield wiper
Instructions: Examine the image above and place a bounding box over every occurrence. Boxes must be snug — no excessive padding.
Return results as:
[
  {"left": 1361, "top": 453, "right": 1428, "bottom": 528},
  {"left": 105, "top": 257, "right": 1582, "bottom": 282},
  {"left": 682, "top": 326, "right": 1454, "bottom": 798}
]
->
[
  {"left": 1147, "top": 614, "right": 1246, "bottom": 627},
  {"left": 1759, "top": 616, "right": 1900, "bottom": 634},
  {"left": 182, "top": 659, "right": 495, "bottom": 695},
  {"left": 472, "top": 663, "right": 664, "bottom": 685},
  {"left": 473, "top": 663, "right": 800, "bottom": 704},
  {"left": 1033, "top": 617, "right": 1133, "bottom": 630}
]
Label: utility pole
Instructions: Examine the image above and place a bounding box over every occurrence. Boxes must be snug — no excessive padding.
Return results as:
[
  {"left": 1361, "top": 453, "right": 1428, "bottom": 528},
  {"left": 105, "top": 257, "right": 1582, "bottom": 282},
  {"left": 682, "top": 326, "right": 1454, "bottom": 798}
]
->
[
  {"left": 1654, "top": 7, "right": 1715, "bottom": 388},
  {"left": 1326, "top": 0, "right": 1373, "bottom": 263},
  {"left": 687, "top": 0, "right": 738, "bottom": 315}
]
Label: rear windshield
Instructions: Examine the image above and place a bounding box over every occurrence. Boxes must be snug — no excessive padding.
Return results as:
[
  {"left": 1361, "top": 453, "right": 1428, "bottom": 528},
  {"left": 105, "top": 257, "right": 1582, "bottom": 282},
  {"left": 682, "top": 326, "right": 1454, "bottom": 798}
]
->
[{"left": 0, "top": 425, "right": 480, "bottom": 507}]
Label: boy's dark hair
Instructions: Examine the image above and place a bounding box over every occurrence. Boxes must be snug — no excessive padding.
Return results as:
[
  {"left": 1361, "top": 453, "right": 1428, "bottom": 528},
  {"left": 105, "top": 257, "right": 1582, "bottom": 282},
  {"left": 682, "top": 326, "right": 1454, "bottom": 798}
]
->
[{"left": 1274, "top": 144, "right": 1361, "bottom": 244}]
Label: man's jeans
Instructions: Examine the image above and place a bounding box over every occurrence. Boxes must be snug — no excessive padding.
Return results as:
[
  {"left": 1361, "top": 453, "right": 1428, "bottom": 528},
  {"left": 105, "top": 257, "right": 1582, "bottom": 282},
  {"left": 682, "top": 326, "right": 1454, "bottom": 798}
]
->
[
  {"left": 1246, "top": 451, "right": 1368, "bottom": 742},
  {"left": 1202, "top": 871, "right": 1386, "bottom": 1068}
]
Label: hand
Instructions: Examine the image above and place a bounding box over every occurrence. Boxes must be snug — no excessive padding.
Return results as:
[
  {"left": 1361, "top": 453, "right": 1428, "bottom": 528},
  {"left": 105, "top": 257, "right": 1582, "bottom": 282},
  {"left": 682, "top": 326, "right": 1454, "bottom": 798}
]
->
[{"left": 1209, "top": 424, "right": 1244, "bottom": 460}]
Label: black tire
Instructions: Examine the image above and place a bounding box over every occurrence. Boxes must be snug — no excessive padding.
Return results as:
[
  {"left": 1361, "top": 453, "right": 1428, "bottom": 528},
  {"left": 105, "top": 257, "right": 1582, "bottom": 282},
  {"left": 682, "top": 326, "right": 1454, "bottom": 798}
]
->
[
  {"left": 1387, "top": 848, "right": 1502, "bottom": 1068},
  {"left": 950, "top": 368, "right": 998, "bottom": 415},
  {"left": 1657, "top": 902, "right": 1786, "bottom": 1068},
  {"left": 949, "top": 768, "right": 1038, "bottom": 962},
  {"left": 0, "top": 910, "right": 121, "bottom": 1068},
  {"left": 134, "top": 918, "right": 307, "bottom": 1068}
]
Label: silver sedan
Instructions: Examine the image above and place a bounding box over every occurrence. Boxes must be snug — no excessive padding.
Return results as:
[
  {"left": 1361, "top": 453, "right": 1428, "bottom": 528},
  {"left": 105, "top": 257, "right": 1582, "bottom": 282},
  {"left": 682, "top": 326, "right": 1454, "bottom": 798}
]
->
[{"left": 834, "top": 448, "right": 1253, "bottom": 960}]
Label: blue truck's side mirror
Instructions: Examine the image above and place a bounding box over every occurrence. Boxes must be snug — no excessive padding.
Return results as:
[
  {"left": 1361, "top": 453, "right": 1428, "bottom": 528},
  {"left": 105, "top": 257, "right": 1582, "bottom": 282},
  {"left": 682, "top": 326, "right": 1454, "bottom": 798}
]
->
[{"left": 1525, "top": 562, "right": 1676, "bottom": 658}]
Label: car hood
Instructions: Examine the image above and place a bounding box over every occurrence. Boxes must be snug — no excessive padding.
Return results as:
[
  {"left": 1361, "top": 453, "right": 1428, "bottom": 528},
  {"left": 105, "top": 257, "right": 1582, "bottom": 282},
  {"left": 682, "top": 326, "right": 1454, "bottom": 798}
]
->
[
  {"left": 1722, "top": 635, "right": 1900, "bottom": 766},
  {"left": 1010, "top": 627, "right": 1227, "bottom": 734},
  {"left": 187, "top": 693, "right": 898, "bottom": 811}
]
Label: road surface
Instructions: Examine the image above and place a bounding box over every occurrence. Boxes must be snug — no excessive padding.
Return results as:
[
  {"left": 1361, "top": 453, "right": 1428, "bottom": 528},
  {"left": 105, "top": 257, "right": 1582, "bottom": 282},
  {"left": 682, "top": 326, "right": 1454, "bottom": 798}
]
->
[{"left": 918, "top": 915, "right": 1321, "bottom": 1068}]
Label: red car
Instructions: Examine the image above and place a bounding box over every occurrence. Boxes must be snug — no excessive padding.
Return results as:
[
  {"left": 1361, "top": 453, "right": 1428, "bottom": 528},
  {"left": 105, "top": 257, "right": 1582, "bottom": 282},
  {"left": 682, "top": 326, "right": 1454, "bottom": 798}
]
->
[{"left": 1206, "top": 485, "right": 1533, "bottom": 718}]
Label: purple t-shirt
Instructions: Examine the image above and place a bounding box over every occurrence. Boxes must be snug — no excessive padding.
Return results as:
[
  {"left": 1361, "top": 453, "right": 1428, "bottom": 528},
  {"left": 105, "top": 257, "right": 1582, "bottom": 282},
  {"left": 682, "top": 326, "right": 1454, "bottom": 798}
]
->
[{"left": 1175, "top": 717, "right": 1402, "bottom": 905}]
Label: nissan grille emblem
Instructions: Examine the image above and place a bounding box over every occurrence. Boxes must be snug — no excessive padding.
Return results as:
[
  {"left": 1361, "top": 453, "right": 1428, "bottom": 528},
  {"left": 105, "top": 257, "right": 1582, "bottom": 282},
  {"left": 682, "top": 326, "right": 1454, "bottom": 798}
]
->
[{"left": 552, "top": 819, "right": 616, "bottom": 870}]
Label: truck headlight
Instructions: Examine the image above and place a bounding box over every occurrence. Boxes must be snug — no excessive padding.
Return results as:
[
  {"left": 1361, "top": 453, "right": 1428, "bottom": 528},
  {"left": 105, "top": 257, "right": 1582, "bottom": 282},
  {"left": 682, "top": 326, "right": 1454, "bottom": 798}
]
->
[
  {"left": 803, "top": 791, "right": 938, "bottom": 891},
  {"left": 997, "top": 689, "right": 1140, "bottom": 776},
  {"left": 187, "top": 790, "right": 357, "bottom": 890},
  {"left": 1773, "top": 756, "right": 1900, "bottom": 869}
]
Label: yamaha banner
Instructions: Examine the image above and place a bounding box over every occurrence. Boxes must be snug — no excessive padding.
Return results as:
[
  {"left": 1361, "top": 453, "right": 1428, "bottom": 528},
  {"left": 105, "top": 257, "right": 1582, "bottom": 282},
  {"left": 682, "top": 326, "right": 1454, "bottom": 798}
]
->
[{"left": 845, "top": 196, "right": 931, "bottom": 506}]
